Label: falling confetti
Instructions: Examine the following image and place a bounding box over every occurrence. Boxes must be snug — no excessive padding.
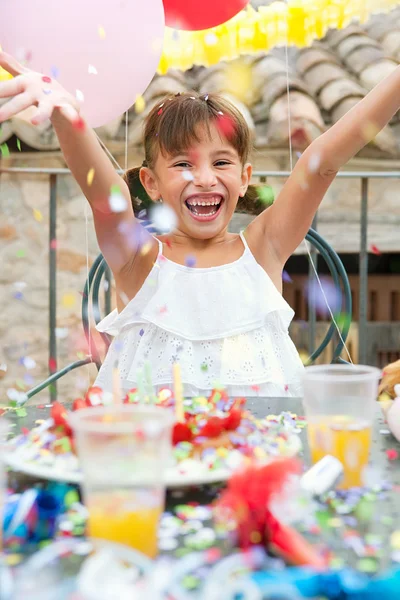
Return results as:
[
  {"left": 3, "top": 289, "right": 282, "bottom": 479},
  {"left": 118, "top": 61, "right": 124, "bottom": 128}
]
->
[
  {"left": 140, "top": 242, "right": 152, "bottom": 256},
  {"left": 185, "top": 255, "right": 196, "bottom": 268},
  {"left": 150, "top": 203, "right": 177, "bottom": 233},
  {"left": 62, "top": 293, "right": 76, "bottom": 309},
  {"left": 135, "top": 95, "right": 146, "bottom": 114},
  {"left": 215, "top": 114, "right": 235, "bottom": 140},
  {"left": 182, "top": 171, "right": 194, "bottom": 182},
  {"left": 386, "top": 449, "right": 398, "bottom": 461},
  {"left": 0, "top": 143, "right": 10, "bottom": 158},
  {"left": 33, "top": 208, "right": 43, "bottom": 222},
  {"left": 42, "top": 76, "right": 52, "bottom": 84},
  {"left": 205, "top": 33, "right": 218, "bottom": 46},
  {"left": 88, "top": 64, "right": 98, "bottom": 75},
  {"left": 305, "top": 276, "right": 342, "bottom": 318},
  {"left": 16, "top": 139, "right": 21, "bottom": 151},
  {"left": 87, "top": 168, "right": 95, "bottom": 186},
  {"left": 98, "top": 25, "right": 106, "bottom": 39},
  {"left": 282, "top": 270, "right": 292, "bottom": 283},
  {"left": 75, "top": 89, "right": 85, "bottom": 104},
  {"left": 308, "top": 153, "right": 321, "bottom": 173},
  {"left": 48, "top": 357, "right": 57, "bottom": 371},
  {"left": 16, "top": 249, "right": 26, "bottom": 258},
  {"left": 257, "top": 186, "right": 275, "bottom": 206},
  {"left": 370, "top": 244, "right": 381, "bottom": 255},
  {"left": 50, "top": 65, "right": 60, "bottom": 79},
  {"left": 109, "top": 186, "right": 128, "bottom": 213}
]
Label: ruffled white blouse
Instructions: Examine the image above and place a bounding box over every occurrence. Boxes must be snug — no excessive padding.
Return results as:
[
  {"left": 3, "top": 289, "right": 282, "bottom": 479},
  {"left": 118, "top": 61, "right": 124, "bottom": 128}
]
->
[{"left": 94, "top": 232, "right": 304, "bottom": 397}]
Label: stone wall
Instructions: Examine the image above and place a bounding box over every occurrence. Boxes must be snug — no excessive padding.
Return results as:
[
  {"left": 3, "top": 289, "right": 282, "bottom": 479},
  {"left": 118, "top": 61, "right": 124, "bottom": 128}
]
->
[{"left": 1, "top": 147, "right": 400, "bottom": 405}]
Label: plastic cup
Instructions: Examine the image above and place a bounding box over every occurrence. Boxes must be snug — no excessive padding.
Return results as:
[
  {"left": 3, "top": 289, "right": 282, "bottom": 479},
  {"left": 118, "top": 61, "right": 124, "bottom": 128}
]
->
[
  {"left": 302, "top": 364, "right": 381, "bottom": 489},
  {"left": 69, "top": 405, "right": 174, "bottom": 558}
]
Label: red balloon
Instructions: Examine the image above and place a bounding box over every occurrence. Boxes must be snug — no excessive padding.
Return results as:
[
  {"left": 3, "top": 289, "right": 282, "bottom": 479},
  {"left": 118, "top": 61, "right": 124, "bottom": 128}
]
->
[{"left": 163, "top": 0, "right": 249, "bottom": 31}]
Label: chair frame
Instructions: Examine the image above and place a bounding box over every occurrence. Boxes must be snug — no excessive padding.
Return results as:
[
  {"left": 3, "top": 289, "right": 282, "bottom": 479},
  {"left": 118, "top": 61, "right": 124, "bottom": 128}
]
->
[{"left": 25, "top": 228, "right": 352, "bottom": 400}]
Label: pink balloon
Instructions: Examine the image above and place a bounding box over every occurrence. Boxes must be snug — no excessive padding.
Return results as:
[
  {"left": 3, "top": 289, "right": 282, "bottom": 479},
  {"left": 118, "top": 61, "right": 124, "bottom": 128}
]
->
[{"left": 0, "top": 0, "right": 165, "bottom": 128}]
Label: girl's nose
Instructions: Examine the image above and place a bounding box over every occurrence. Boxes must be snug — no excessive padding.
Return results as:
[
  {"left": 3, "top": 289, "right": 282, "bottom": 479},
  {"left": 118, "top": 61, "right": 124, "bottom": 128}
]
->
[{"left": 193, "top": 165, "right": 217, "bottom": 188}]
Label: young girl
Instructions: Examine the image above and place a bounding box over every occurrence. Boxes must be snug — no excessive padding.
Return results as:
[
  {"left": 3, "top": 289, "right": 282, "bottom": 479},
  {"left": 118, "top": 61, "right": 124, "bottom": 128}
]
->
[{"left": 1, "top": 52, "right": 399, "bottom": 398}]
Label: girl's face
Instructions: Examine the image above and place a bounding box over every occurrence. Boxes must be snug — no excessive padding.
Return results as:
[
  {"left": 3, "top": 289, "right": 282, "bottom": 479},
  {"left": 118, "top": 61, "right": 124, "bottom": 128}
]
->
[{"left": 140, "top": 123, "right": 252, "bottom": 240}]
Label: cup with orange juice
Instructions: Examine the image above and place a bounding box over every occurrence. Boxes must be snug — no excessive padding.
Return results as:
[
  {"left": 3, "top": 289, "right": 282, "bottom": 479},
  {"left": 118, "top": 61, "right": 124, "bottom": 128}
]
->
[
  {"left": 302, "top": 365, "right": 381, "bottom": 489},
  {"left": 69, "top": 405, "right": 174, "bottom": 558}
]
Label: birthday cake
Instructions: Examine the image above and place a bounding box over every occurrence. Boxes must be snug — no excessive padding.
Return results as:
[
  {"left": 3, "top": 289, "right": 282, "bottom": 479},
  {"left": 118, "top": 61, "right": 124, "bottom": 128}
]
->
[{"left": 5, "top": 387, "right": 303, "bottom": 486}]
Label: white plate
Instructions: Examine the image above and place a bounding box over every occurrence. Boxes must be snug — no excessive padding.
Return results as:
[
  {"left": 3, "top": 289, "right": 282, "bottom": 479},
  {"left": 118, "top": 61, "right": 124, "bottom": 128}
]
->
[
  {"left": 4, "top": 451, "right": 233, "bottom": 488},
  {"left": 4, "top": 434, "right": 302, "bottom": 489}
]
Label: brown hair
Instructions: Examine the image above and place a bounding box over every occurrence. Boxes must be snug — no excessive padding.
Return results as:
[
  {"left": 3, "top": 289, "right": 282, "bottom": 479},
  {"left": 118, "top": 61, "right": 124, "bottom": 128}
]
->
[{"left": 124, "top": 92, "right": 270, "bottom": 217}]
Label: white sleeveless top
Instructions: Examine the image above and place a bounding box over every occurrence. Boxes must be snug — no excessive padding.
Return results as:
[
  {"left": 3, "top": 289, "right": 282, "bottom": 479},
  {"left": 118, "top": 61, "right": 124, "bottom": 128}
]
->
[{"left": 94, "top": 232, "right": 304, "bottom": 397}]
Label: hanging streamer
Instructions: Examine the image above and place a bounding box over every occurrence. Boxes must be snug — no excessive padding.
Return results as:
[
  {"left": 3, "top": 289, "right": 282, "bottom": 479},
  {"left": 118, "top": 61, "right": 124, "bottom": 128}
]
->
[{"left": 283, "top": 3, "right": 353, "bottom": 364}]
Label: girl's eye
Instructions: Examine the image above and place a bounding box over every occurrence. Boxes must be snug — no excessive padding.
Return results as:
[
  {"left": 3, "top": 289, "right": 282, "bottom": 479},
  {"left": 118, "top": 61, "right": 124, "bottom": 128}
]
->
[
  {"left": 215, "top": 160, "right": 231, "bottom": 166},
  {"left": 174, "top": 162, "right": 191, "bottom": 168}
]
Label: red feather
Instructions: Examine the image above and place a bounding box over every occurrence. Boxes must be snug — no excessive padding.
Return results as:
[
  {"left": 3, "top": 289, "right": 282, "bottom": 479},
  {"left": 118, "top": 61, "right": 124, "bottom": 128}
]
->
[{"left": 215, "top": 458, "right": 327, "bottom": 568}]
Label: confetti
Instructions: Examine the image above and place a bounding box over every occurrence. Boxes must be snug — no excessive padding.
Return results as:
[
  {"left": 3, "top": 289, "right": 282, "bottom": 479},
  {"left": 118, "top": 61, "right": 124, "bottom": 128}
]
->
[
  {"left": 370, "top": 244, "right": 381, "bottom": 255},
  {"left": 305, "top": 276, "right": 342, "bottom": 317},
  {"left": 72, "top": 117, "right": 85, "bottom": 131},
  {"left": 205, "top": 33, "right": 218, "bottom": 45},
  {"left": 185, "top": 255, "right": 196, "bottom": 268},
  {"left": 150, "top": 203, "right": 177, "bottom": 233},
  {"left": 98, "top": 25, "right": 106, "bottom": 39},
  {"left": 88, "top": 64, "right": 97, "bottom": 75},
  {"left": 0, "top": 143, "right": 10, "bottom": 158},
  {"left": 62, "top": 293, "right": 76, "bottom": 308},
  {"left": 87, "top": 168, "right": 95, "bottom": 186},
  {"left": 282, "top": 270, "right": 292, "bottom": 283},
  {"left": 33, "top": 208, "right": 43, "bottom": 222},
  {"left": 48, "top": 357, "right": 57, "bottom": 371},
  {"left": 135, "top": 95, "right": 146, "bottom": 114},
  {"left": 140, "top": 242, "right": 152, "bottom": 256},
  {"left": 109, "top": 186, "right": 128, "bottom": 213},
  {"left": 257, "top": 185, "right": 275, "bottom": 206},
  {"left": 42, "top": 76, "right": 52, "bottom": 84},
  {"left": 308, "top": 152, "right": 321, "bottom": 173},
  {"left": 50, "top": 65, "right": 60, "bottom": 79},
  {"left": 16, "top": 138, "right": 21, "bottom": 151},
  {"left": 215, "top": 114, "right": 235, "bottom": 139},
  {"left": 16, "top": 249, "right": 26, "bottom": 258},
  {"left": 386, "top": 449, "right": 398, "bottom": 461},
  {"left": 75, "top": 89, "right": 85, "bottom": 103},
  {"left": 182, "top": 170, "right": 194, "bottom": 182}
]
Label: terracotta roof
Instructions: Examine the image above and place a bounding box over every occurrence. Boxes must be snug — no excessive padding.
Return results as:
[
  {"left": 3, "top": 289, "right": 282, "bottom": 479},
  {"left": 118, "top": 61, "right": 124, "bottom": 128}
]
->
[{"left": 1, "top": 9, "right": 400, "bottom": 158}]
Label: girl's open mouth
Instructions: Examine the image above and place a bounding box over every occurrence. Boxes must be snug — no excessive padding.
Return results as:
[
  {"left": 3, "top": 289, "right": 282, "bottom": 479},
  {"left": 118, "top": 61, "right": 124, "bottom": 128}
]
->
[{"left": 184, "top": 195, "right": 224, "bottom": 222}]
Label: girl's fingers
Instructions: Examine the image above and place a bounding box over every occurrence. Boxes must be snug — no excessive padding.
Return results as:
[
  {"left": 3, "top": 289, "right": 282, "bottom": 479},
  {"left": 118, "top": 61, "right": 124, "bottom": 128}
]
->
[
  {"left": 31, "top": 98, "right": 54, "bottom": 125},
  {"left": 0, "top": 76, "right": 27, "bottom": 99},
  {"left": 58, "top": 103, "right": 80, "bottom": 124},
  {"left": 0, "top": 51, "right": 30, "bottom": 77},
  {"left": 0, "top": 92, "right": 35, "bottom": 122}
]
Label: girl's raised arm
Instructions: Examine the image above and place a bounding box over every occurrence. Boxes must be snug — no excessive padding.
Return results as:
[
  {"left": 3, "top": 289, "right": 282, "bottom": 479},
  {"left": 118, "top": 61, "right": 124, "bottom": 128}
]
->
[
  {"left": 0, "top": 52, "right": 140, "bottom": 274},
  {"left": 253, "top": 65, "right": 400, "bottom": 266}
]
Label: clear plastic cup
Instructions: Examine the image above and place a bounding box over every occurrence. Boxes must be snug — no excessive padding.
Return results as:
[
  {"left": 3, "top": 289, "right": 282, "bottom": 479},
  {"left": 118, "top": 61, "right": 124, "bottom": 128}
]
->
[
  {"left": 302, "top": 364, "right": 381, "bottom": 489},
  {"left": 69, "top": 405, "right": 174, "bottom": 558}
]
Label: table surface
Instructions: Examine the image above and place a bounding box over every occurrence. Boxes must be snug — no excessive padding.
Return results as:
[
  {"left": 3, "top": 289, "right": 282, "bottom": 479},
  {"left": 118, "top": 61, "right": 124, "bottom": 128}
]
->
[{"left": 4, "top": 397, "right": 400, "bottom": 575}]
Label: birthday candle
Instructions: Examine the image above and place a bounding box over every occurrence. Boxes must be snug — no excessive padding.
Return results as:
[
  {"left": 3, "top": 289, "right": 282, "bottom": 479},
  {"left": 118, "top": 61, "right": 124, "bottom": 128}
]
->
[
  {"left": 144, "top": 361, "right": 155, "bottom": 403},
  {"left": 112, "top": 363, "right": 122, "bottom": 404},
  {"left": 137, "top": 369, "right": 147, "bottom": 403},
  {"left": 173, "top": 363, "right": 184, "bottom": 422}
]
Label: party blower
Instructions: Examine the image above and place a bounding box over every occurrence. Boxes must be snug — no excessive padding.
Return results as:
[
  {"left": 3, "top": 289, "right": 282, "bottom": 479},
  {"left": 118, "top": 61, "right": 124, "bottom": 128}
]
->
[{"left": 215, "top": 457, "right": 335, "bottom": 568}]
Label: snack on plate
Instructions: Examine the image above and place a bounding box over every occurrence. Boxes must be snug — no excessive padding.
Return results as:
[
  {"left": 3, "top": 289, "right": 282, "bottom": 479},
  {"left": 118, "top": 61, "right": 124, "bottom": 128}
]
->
[{"left": 6, "top": 387, "right": 303, "bottom": 481}]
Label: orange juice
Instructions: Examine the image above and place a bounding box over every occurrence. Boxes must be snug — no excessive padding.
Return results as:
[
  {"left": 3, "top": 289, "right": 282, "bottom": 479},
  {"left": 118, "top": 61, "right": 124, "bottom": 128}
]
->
[
  {"left": 307, "top": 416, "right": 372, "bottom": 489},
  {"left": 87, "top": 493, "right": 162, "bottom": 558}
]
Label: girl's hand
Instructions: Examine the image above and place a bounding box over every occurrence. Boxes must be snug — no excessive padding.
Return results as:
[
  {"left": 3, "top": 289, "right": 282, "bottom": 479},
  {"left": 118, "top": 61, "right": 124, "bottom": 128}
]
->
[{"left": 0, "top": 51, "right": 80, "bottom": 125}]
